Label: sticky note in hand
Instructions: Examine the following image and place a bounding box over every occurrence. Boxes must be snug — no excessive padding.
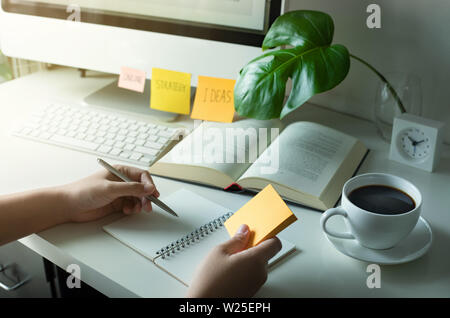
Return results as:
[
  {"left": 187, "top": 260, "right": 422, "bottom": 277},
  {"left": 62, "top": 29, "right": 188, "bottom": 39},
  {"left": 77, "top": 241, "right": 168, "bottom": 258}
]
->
[
  {"left": 118, "top": 66, "right": 146, "bottom": 93},
  {"left": 150, "top": 68, "right": 191, "bottom": 114},
  {"left": 224, "top": 184, "right": 297, "bottom": 247},
  {"left": 191, "top": 76, "right": 236, "bottom": 123}
]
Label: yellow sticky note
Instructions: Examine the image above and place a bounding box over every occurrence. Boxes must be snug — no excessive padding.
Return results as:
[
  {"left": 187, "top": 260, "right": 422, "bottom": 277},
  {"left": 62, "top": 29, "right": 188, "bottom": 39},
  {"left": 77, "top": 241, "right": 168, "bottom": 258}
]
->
[
  {"left": 191, "top": 76, "right": 236, "bottom": 123},
  {"left": 150, "top": 68, "right": 191, "bottom": 114},
  {"left": 224, "top": 184, "right": 298, "bottom": 247}
]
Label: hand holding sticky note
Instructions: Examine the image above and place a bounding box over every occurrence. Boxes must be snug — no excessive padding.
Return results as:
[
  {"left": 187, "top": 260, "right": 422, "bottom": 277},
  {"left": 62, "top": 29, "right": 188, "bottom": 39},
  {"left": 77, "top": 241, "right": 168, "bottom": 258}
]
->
[
  {"left": 224, "top": 184, "right": 297, "bottom": 247},
  {"left": 150, "top": 68, "right": 191, "bottom": 114},
  {"left": 191, "top": 75, "right": 236, "bottom": 123}
]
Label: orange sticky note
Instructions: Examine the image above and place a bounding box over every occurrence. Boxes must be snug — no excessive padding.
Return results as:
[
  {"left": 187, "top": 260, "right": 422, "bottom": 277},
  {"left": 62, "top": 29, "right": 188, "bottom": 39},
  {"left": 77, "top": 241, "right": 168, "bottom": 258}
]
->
[
  {"left": 118, "top": 66, "right": 146, "bottom": 93},
  {"left": 224, "top": 184, "right": 297, "bottom": 247},
  {"left": 191, "top": 76, "right": 236, "bottom": 123},
  {"left": 150, "top": 68, "right": 191, "bottom": 114}
]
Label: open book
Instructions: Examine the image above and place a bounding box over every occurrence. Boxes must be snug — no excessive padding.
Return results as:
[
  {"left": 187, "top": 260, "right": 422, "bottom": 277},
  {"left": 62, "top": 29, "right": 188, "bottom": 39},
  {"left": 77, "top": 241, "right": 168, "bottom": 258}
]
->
[{"left": 149, "top": 120, "right": 368, "bottom": 211}]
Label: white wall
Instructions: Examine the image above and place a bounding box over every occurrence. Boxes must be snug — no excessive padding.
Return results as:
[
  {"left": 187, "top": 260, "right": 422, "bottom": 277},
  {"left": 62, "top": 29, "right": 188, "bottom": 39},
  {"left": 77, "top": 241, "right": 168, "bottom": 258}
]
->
[{"left": 285, "top": 0, "right": 450, "bottom": 142}]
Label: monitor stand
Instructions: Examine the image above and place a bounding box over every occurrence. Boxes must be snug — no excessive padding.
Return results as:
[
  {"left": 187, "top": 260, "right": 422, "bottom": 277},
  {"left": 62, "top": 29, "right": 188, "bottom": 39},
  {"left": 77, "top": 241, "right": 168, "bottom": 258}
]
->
[{"left": 83, "top": 79, "right": 179, "bottom": 122}]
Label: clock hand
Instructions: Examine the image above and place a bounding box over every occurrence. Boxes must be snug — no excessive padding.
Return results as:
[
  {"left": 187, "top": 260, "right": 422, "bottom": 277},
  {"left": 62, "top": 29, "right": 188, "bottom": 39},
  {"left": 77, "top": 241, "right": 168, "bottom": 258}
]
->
[
  {"left": 415, "top": 139, "right": 425, "bottom": 145},
  {"left": 407, "top": 136, "right": 416, "bottom": 144}
]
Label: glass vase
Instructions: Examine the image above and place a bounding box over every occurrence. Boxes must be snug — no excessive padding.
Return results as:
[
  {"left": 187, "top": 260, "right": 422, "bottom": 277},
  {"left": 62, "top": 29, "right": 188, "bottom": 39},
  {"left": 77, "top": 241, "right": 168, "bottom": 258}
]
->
[{"left": 373, "top": 73, "right": 422, "bottom": 142}]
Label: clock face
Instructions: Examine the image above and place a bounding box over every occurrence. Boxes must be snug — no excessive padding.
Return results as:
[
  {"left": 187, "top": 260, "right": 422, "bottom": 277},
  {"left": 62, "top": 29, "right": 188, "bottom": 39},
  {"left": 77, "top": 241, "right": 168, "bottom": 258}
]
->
[{"left": 398, "top": 128, "right": 431, "bottom": 160}]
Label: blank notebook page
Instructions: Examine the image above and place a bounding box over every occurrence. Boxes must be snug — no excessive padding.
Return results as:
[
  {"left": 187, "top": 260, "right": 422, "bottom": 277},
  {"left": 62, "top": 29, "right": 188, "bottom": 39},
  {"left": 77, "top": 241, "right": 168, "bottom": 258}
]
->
[{"left": 103, "top": 189, "right": 295, "bottom": 286}]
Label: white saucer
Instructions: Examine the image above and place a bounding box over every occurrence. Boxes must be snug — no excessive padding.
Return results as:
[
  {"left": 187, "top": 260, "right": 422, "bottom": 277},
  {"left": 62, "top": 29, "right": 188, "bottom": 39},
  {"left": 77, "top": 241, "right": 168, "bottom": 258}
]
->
[{"left": 325, "top": 217, "right": 433, "bottom": 265}]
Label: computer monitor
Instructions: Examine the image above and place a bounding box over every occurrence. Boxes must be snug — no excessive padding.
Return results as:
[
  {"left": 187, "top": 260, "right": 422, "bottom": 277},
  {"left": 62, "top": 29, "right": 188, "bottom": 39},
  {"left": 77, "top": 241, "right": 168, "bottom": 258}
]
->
[{"left": 0, "top": 0, "right": 284, "bottom": 83}]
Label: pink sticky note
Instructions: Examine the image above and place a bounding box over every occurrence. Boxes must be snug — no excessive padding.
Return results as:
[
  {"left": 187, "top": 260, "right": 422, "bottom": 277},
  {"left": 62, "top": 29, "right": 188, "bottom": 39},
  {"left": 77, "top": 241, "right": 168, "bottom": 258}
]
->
[{"left": 118, "top": 66, "right": 146, "bottom": 93}]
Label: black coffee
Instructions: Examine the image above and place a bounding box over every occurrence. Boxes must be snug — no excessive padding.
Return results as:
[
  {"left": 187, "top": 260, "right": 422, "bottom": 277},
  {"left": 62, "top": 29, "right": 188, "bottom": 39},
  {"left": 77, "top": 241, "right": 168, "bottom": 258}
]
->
[{"left": 348, "top": 185, "right": 415, "bottom": 215}]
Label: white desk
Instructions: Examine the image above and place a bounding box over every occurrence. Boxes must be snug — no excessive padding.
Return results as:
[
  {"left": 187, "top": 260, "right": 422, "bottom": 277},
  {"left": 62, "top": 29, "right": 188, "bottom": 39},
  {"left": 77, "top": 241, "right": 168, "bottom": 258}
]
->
[{"left": 1, "top": 68, "right": 449, "bottom": 297}]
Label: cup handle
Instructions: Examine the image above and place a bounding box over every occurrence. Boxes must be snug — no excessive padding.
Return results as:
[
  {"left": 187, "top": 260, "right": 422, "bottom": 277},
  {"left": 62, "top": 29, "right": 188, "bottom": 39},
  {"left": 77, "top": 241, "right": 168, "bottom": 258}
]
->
[{"left": 320, "top": 207, "right": 355, "bottom": 240}]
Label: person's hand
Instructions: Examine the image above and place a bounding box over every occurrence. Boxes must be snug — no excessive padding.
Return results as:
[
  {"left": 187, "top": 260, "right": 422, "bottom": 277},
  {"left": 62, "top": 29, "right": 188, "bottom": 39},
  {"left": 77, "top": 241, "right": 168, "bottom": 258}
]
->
[
  {"left": 187, "top": 224, "right": 282, "bottom": 298},
  {"left": 61, "top": 165, "right": 160, "bottom": 223}
]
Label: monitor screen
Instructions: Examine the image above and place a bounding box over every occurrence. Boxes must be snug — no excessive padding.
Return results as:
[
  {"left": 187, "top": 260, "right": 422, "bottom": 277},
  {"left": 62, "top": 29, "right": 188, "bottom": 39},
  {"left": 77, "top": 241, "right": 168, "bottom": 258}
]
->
[{"left": 2, "top": 0, "right": 282, "bottom": 47}]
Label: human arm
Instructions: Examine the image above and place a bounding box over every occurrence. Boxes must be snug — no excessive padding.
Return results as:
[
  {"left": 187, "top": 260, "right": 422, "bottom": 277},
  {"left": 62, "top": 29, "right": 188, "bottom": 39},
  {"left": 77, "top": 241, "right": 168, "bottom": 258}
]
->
[{"left": 0, "top": 165, "right": 159, "bottom": 246}]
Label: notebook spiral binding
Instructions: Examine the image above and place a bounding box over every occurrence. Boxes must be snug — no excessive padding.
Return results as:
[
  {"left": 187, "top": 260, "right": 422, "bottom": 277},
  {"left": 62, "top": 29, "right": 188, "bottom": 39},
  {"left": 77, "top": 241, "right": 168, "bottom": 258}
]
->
[{"left": 155, "top": 211, "right": 234, "bottom": 260}]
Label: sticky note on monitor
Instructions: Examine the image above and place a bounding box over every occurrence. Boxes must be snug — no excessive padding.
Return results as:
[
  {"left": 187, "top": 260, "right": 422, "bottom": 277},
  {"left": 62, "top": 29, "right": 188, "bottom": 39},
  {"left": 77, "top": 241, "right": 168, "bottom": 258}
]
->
[
  {"left": 150, "top": 68, "right": 191, "bottom": 114},
  {"left": 118, "top": 66, "right": 146, "bottom": 93},
  {"left": 191, "top": 76, "right": 236, "bottom": 123},
  {"left": 224, "top": 184, "right": 298, "bottom": 247}
]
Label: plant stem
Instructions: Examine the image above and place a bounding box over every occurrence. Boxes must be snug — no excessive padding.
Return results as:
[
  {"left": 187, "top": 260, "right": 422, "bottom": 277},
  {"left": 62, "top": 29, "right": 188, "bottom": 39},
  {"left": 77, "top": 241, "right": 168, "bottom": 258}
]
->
[{"left": 350, "top": 54, "right": 407, "bottom": 114}]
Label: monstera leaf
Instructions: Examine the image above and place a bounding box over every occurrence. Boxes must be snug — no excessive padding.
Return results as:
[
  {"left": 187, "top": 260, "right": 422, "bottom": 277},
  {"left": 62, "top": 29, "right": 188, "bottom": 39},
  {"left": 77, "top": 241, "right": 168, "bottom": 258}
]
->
[{"left": 234, "top": 10, "right": 350, "bottom": 119}]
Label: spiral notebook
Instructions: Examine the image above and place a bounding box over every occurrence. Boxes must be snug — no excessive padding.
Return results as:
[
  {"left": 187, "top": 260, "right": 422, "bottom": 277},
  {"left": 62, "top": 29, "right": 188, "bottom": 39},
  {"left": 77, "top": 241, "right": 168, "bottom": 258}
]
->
[{"left": 103, "top": 189, "right": 296, "bottom": 286}]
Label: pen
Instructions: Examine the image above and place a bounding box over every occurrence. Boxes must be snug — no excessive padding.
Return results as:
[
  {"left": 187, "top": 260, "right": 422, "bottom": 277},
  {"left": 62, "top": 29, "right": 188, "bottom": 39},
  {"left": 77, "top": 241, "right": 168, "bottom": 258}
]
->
[{"left": 97, "top": 158, "right": 178, "bottom": 217}]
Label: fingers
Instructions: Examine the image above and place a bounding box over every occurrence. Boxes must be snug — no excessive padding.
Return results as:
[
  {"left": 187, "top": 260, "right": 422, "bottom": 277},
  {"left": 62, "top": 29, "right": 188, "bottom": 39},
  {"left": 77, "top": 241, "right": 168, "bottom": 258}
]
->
[
  {"left": 219, "top": 224, "right": 250, "bottom": 255},
  {"left": 107, "top": 180, "right": 156, "bottom": 198},
  {"left": 111, "top": 165, "right": 160, "bottom": 198},
  {"left": 241, "top": 237, "right": 282, "bottom": 263},
  {"left": 140, "top": 170, "right": 160, "bottom": 198},
  {"left": 109, "top": 165, "right": 145, "bottom": 182},
  {"left": 122, "top": 197, "right": 142, "bottom": 215}
]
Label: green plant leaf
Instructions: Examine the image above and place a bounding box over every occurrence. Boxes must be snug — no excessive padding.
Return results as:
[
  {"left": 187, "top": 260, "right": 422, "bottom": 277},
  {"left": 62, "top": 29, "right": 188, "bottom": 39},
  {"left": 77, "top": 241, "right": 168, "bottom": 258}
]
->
[{"left": 234, "top": 10, "right": 350, "bottom": 119}]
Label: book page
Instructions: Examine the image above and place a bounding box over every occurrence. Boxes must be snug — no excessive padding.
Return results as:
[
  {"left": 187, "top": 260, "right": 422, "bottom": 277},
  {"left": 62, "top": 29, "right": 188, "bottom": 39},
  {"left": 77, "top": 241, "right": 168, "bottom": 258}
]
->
[
  {"left": 239, "top": 122, "right": 358, "bottom": 197},
  {"left": 157, "top": 119, "right": 283, "bottom": 182}
]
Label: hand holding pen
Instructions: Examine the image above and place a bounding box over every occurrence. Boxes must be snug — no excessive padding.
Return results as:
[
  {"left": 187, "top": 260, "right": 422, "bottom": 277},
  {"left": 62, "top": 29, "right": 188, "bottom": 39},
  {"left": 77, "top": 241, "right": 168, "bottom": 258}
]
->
[{"left": 97, "top": 159, "right": 178, "bottom": 217}]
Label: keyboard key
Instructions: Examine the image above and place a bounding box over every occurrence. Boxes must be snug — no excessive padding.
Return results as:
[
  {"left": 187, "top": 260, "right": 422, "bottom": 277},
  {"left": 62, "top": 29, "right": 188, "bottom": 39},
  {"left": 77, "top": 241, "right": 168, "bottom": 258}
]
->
[
  {"left": 130, "top": 152, "right": 143, "bottom": 161},
  {"left": 157, "top": 137, "right": 169, "bottom": 144},
  {"left": 144, "top": 141, "right": 162, "bottom": 150},
  {"left": 76, "top": 132, "right": 87, "bottom": 140},
  {"left": 138, "top": 126, "right": 149, "bottom": 133},
  {"left": 115, "top": 141, "right": 125, "bottom": 149},
  {"left": 110, "top": 148, "right": 122, "bottom": 156},
  {"left": 120, "top": 152, "right": 131, "bottom": 159},
  {"left": 50, "top": 135, "right": 99, "bottom": 151},
  {"left": 115, "top": 134, "right": 126, "bottom": 142},
  {"left": 124, "top": 144, "right": 135, "bottom": 151},
  {"left": 96, "top": 130, "right": 106, "bottom": 138},
  {"left": 98, "top": 145, "right": 112, "bottom": 154},
  {"left": 40, "top": 132, "right": 52, "bottom": 140},
  {"left": 106, "top": 133, "right": 116, "bottom": 140},
  {"left": 67, "top": 131, "right": 77, "bottom": 138},
  {"left": 140, "top": 156, "right": 154, "bottom": 164},
  {"left": 135, "top": 146, "right": 159, "bottom": 156},
  {"left": 108, "top": 127, "right": 120, "bottom": 133},
  {"left": 105, "top": 139, "right": 115, "bottom": 146},
  {"left": 158, "top": 130, "right": 175, "bottom": 138},
  {"left": 135, "top": 139, "right": 146, "bottom": 146},
  {"left": 125, "top": 137, "right": 136, "bottom": 144},
  {"left": 85, "top": 135, "right": 96, "bottom": 142},
  {"left": 94, "top": 137, "right": 105, "bottom": 144}
]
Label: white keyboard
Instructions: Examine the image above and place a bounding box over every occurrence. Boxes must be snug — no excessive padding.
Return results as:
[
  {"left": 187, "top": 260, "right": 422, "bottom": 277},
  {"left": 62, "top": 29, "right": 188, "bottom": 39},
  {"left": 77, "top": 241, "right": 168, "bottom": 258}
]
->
[{"left": 13, "top": 103, "right": 186, "bottom": 167}]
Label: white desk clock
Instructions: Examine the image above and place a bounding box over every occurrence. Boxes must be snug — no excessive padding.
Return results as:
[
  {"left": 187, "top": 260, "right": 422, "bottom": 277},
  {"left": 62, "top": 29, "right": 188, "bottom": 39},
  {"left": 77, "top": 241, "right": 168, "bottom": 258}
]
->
[{"left": 389, "top": 113, "right": 445, "bottom": 172}]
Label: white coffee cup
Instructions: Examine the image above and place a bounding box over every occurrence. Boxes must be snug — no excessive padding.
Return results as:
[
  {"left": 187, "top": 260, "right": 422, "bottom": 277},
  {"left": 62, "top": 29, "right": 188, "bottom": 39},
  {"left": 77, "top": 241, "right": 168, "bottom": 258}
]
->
[{"left": 320, "top": 173, "right": 422, "bottom": 250}]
